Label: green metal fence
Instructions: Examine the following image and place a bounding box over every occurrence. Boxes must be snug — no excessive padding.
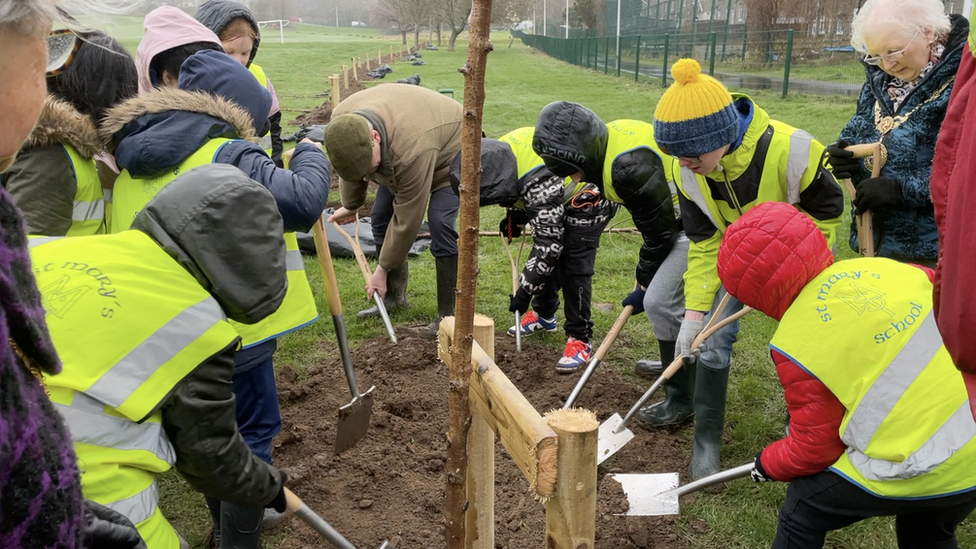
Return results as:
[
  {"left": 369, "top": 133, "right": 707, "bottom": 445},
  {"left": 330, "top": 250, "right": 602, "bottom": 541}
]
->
[{"left": 514, "top": 28, "right": 867, "bottom": 98}]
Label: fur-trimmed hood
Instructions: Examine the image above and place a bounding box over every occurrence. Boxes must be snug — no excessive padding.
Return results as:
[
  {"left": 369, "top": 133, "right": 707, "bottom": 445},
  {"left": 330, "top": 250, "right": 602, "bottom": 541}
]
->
[
  {"left": 25, "top": 96, "right": 102, "bottom": 159},
  {"left": 102, "top": 87, "right": 258, "bottom": 177}
]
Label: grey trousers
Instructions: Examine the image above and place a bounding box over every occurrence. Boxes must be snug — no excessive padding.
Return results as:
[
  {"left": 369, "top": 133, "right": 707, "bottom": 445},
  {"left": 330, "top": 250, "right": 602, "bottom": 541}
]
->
[{"left": 643, "top": 231, "right": 689, "bottom": 341}]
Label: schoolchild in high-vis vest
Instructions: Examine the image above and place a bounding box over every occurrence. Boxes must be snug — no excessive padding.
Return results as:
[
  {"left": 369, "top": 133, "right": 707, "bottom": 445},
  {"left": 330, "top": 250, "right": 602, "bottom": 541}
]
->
[
  {"left": 448, "top": 130, "right": 616, "bottom": 372},
  {"left": 40, "top": 165, "right": 290, "bottom": 549},
  {"left": 652, "top": 58, "right": 844, "bottom": 480},
  {"left": 717, "top": 201, "right": 976, "bottom": 549},
  {"left": 103, "top": 47, "right": 329, "bottom": 543}
]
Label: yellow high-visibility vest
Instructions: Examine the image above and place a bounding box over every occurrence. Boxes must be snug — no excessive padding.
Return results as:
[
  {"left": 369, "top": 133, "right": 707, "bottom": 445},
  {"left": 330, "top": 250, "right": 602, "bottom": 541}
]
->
[
  {"left": 111, "top": 139, "right": 318, "bottom": 347},
  {"left": 35, "top": 231, "right": 241, "bottom": 549},
  {"left": 771, "top": 258, "right": 976, "bottom": 498},
  {"left": 601, "top": 120, "right": 675, "bottom": 210},
  {"left": 63, "top": 144, "right": 106, "bottom": 236},
  {"left": 249, "top": 63, "right": 269, "bottom": 88}
]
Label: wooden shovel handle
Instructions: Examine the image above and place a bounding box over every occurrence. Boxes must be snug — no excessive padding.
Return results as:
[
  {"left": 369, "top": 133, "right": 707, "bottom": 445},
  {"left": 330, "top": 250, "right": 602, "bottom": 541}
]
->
[
  {"left": 842, "top": 143, "right": 880, "bottom": 257},
  {"left": 501, "top": 234, "right": 519, "bottom": 294},
  {"left": 592, "top": 305, "right": 633, "bottom": 362},
  {"left": 312, "top": 216, "right": 344, "bottom": 317},
  {"left": 658, "top": 306, "right": 754, "bottom": 380},
  {"left": 284, "top": 487, "right": 303, "bottom": 514},
  {"left": 332, "top": 220, "right": 374, "bottom": 284}
]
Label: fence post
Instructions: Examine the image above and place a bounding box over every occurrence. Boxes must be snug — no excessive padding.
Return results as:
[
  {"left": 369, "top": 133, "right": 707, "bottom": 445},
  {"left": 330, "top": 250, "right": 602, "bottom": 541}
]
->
[
  {"left": 342, "top": 64, "right": 349, "bottom": 88},
  {"left": 616, "top": 36, "right": 622, "bottom": 77},
  {"left": 466, "top": 316, "right": 495, "bottom": 549},
  {"left": 634, "top": 35, "right": 641, "bottom": 82},
  {"left": 741, "top": 28, "right": 747, "bottom": 60},
  {"left": 378, "top": 48, "right": 383, "bottom": 63},
  {"left": 604, "top": 36, "right": 610, "bottom": 74},
  {"left": 662, "top": 34, "right": 670, "bottom": 87},
  {"left": 782, "top": 28, "right": 794, "bottom": 98},
  {"left": 544, "top": 409, "right": 598, "bottom": 549},
  {"left": 330, "top": 74, "right": 341, "bottom": 110},
  {"left": 721, "top": 0, "right": 733, "bottom": 60},
  {"left": 708, "top": 32, "right": 717, "bottom": 76},
  {"left": 365, "top": 52, "right": 370, "bottom": 70},
  {"left": 351, "top": 57, "right": 358, "bottom": 81}
]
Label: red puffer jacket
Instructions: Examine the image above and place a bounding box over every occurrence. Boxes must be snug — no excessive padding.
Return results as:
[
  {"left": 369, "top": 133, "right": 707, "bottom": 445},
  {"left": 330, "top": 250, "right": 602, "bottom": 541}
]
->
[{"left": 716, "top": 202, "right": 933, "bottom": 481}]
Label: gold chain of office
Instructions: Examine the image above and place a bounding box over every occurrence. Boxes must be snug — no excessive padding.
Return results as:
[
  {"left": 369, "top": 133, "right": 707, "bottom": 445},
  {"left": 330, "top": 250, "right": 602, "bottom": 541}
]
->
[{"left": 869, "top": 75, "right": 955, "bottom": 172}]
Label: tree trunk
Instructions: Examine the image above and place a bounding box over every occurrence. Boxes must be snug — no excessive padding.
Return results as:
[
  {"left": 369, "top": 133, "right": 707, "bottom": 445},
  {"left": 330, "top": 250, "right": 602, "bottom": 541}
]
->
[
  {"left": 414, "top": 25, "right": 420, "bottom": 48},
  {"left": 401, "top": 30, "right": 408, "bottom": 44},
  {"left": 437, "top": 21, "right": 443, "bottom": 46},
  {"left": 449, "top": 26, "right": 464, "bottom": 51},
  {"left": 445, "top": 0, "right": 493, "bottom": 546}
]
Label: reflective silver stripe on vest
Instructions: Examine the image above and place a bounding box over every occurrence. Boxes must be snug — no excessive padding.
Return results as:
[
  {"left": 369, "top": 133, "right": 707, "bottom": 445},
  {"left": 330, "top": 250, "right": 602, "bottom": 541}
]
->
[
  {"left": 28, "top": 236, "right": 62, "bottom": 248},
  {"left": 286, "top": 250, "right": 305, "bottom": 271},
  {"left": 85, "top": 297, "right": 226, "bottom": 409},
  {"left": 679, "top": 167, "right": 718, "bottom": 227},
  {"left": 53, "top": 392, "right": 176, "bottom": 465},
  {"left": 102, "top": 188, "right": 113, "bottom": 203},
  {"left": 785, "top": 130, "right": 814, "bottom": 205},
  {"left": 105, "top": 482, "right": 159, "bottom": 526},
  {"left": 73, "top": 199, "right": 105, "bottom": 223},
  {"left": 841, "top": 313, "right": 974, "bottom": 480}
]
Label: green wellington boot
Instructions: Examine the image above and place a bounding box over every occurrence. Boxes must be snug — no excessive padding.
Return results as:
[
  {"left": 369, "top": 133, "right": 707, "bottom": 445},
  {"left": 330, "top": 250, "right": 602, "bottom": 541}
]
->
[
  {"left": 422, "top": 255, "right": 458, "bottom": 339},
  {"left": 634, "top": 341, "right": 695, "bottom": 427},
  {"left": 689, "top": 365, "right": 730, "bottom": 480}
]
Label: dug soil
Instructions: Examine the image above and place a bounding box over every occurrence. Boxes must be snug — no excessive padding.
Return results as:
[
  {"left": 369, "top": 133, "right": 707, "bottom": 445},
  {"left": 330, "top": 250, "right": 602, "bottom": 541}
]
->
[{"left": 273, "top": 331, "right": 696, "bottom": 549}]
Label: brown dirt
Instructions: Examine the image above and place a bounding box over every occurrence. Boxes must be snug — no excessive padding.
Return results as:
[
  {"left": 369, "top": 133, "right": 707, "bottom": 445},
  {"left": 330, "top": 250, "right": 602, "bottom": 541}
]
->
[
  {"left": 289, "top": 80, "right": 370, "bottom": 127},
  {"left": 272, "top": 332, "right": 692, "bottom": 549}
]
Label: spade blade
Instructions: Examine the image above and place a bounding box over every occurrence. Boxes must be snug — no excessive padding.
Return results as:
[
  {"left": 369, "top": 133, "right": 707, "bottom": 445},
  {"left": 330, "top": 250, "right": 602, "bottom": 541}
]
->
[
  {"left": 597, "top": 413, "right": 635, "bottom": 465},
  {"left": 334, "top": 386, "right": 375, "bottom": 455}
]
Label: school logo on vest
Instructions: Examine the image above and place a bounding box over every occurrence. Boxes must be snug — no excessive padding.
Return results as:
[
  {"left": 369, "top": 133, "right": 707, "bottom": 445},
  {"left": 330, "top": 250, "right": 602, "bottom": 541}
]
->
[
  {"left": 41, "top": 275, "right": 90, "bottom": 318},
  {"left": 837, "top": 281, "right": 895, "bottom": 317}
]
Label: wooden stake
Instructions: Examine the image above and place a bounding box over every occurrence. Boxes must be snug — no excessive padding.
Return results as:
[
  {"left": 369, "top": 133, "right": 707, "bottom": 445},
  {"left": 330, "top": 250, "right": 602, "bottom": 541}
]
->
[
  {"left": 445, "top": 0, "right": 494, "bottom": 545},
  {"left": 466, "top": 316, "right": 494, "bottom": 549},
  {"left": 378, "top": 48, "right": 383, "bottom": 63},
  {"left": 365, "top": 52, "right": 370, "bottom": 70},
  {"left": 390, "top": 44, "right": 394, "bottom": 59},
  {"left": 544, "top": 409, "right": 598, "bottom": 549},
  {"left": 342, "top": 64, "right": 349, "bottom": 88},
  {"left": 330, "top": 75, "right": 341, "bottom": 110}
]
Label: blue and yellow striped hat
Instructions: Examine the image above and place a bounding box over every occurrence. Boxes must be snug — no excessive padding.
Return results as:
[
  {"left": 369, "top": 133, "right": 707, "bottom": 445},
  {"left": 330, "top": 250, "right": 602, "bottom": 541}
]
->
[{"left": 653, "top": 59, "right": 738, "bottom": 158}]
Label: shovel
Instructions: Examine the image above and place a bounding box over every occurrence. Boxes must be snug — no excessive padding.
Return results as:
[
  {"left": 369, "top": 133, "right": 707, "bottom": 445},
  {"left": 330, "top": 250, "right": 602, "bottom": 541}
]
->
[
  {"left": 597, "top": 294, "right": 753, "bottom": 464},
  {"left": 331, "top": 218, "right": 397, "bottom": 344},
  {"left": 563, "top": 304, "right": 633, "bottom": 409},
  {"left": 501, "top": 235, "right": 522, "bottom": 353},
  {"left": 285, "top": 487, "right": 394, "bottom": 548},
  {"left": 842, "top": 143, "right": 883, "bottom": 257},
  {"left": 311, "top": 215, "right": 375, "bottom": 455},
  {"left": 609, "top": 462, "right": 753, "bottom": 516}
]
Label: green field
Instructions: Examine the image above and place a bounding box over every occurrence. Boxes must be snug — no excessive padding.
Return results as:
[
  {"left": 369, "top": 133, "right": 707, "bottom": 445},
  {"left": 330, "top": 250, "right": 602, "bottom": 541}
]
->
[{"left": 96, "top": 16, "right": 974, "bottom": 549}]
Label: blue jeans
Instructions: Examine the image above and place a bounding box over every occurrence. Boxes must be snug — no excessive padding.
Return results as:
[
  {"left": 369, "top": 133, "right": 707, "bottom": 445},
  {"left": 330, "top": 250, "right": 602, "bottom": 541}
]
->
[
  {"left": 698, "top": 284, "right": 743, "bottom": 371},
  {"left": 232, "top": 340, "right": 281, "bottom": 463}
]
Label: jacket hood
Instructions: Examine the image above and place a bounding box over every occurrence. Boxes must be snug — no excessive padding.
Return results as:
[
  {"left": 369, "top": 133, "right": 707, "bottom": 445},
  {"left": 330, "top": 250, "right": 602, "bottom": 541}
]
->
[
  {"left": 178, "top": 50, "right": 271, "bottom": 135},
  {"left": 449, "top": 138, "right": 521, "bottom": 207},
  {"left": 717, "top": 202, "right": 834, "bottom": 321},
  {"left": 101, "top": 87, "right": 257, "bottom": 177},
  {"left": 131, "top": 163, "right": 287, "bottom": 324},
  {"left": 195, "top": 0, "right": 262, "bottom": 66},
  {"left": 25, "top": 96, "right": 102, "bottom": 158},
  {"left": 532, "top": 101, "right": 608, "bottom": 187},
  {"left": 711, "top": 95, "right": 770, "bottom": 180},
  {"left": 136, "top": 6, "right": 222, "bottom": 94}
]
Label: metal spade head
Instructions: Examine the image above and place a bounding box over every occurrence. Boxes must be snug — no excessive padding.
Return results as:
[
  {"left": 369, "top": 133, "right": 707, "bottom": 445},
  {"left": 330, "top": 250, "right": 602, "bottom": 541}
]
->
[
  {"left": 335, "top": 385, "right": 375, "bottom": 455},
  {"left": 597, "top": 413, "right": 635, "bottom": 465},
  {"left": 609, "top": 473, "right": 681, "bottom": 516}
]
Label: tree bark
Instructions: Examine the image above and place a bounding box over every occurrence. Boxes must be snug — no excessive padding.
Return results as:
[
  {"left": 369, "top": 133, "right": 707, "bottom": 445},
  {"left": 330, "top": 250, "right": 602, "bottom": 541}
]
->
[
  {"left": 445, "top": 0, "right": 493, "bottom": 546},
  {"left": 449, "top": 26, "right": 464, "bottom": 51},
  {"left": 401, "top": 30, "right": 408, "bottom": 44}
]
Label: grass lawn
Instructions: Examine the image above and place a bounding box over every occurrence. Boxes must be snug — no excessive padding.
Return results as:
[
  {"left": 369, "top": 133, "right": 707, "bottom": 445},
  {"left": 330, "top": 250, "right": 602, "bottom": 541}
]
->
[{"left": 100, "top": 16, "right": 973, "bottom": 548}]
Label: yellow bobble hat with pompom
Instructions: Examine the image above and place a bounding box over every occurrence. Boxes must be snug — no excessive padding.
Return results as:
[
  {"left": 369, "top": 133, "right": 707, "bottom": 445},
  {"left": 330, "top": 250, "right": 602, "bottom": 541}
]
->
[{"left": 653, "top": 58, "right": 739, "bottom": 158}]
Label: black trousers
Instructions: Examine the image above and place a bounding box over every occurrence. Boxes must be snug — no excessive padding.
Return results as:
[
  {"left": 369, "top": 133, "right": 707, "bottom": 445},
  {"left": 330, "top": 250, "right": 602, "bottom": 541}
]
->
[
  {"left": 531, "top": 196, "right": 615, "bottom": 342},
  {"left": 370, "top": 184, "right": 459, "bottom": 258},
  {"left": 774, "top": 470, "right": 976, "bottom": 549}
]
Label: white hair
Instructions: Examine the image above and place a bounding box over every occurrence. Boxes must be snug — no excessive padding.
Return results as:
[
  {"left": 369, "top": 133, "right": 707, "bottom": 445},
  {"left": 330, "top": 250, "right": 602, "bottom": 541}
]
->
[
  {"left": 0, "top": 0, "right": 134, "bottom": 34},
  {"left": 850, "top": 0, "right": 951, "bottom": 53}
]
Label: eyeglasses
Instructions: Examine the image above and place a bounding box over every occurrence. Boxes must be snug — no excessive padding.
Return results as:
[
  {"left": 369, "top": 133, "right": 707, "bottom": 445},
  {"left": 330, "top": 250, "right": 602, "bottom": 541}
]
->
[
  {"left": 46, "top": 29, "right": 80, "bottom": 76},
  {"left": 863, "top": 28, "right": 920, "bottom": 67},
  {"left": 659, "top": 145, "right": 703, "bottom": 165}
]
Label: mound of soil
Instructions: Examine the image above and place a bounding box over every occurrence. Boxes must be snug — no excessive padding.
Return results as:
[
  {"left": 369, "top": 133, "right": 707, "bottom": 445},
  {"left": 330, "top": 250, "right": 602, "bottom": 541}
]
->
[
  {"left": 289, "top": 80, "right": 370, "bottom": 127},
  {"left": 273, "top": 332, "right": 692, "bottom": 549}
]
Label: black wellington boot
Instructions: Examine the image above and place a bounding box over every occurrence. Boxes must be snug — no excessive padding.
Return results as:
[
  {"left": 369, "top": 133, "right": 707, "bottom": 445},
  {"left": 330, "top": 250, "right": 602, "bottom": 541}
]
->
[
  {"left": 422, "top": 255, "right": 458, "bottom": 339},
  {"left": 689, "top": 365, "right": 730, "bottom": 481},
  {"left": 358, "top": 245, "right": 411, "bottom": 318},
  {"left": 634, "top": 341, "right": 695, "bottom": 427},
  {"left": 218, "top": 502, "right": 265, "bottom": 549}
]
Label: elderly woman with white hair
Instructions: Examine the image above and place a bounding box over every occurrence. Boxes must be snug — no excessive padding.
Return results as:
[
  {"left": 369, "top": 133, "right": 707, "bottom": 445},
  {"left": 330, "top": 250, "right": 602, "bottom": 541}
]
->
[
  {"left": 825, "top": 0, "right": 967, "bottom": 266},
  {"left": 0, "top": 2, "right": 144, "bottom": 548}
]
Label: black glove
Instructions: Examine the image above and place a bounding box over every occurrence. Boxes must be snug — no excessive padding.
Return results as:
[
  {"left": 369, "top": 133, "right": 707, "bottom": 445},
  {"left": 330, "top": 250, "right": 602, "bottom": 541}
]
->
[
  {"left": 824, "top": 140, "right": 861, "bottom": 180},
  {"left": 509, "top": 288, "right": 532, "bottom": 314},
  {"left": 622, "top": 287, "right": 646, "bottom": 315},
  {"left": 266, "top": 470, "right": 289, "bottom": 513},
  {"left": 498, "top": 208, "right": 529, "bottom": 241},
  {"left": 853, "top": 176, "right": 904, "bottom": 214},
  {"left": 750, "top": 450, "right": 776, "bottom": 483},
  {"left": 81, "top": 500, "right": 147, "bottom": 549}
]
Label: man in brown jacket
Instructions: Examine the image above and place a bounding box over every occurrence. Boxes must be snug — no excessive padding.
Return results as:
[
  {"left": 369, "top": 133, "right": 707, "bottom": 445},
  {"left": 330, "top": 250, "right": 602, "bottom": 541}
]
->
[{"left": 325, "top": 84, "right": 462, "bottom": 336}]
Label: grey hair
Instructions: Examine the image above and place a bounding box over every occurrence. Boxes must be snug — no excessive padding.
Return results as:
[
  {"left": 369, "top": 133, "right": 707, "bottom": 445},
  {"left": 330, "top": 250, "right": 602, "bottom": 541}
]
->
[
  {"left": 0, "top": 0, "right": 134, "bottom": 34},
  {"left": 850, "top": 0, "right": 951, "bottom": 53}
]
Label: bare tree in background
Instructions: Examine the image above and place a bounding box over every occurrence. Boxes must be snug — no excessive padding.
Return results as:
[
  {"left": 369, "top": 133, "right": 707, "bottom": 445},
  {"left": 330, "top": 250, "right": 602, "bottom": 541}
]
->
[{"left": 440, "top": 0, "right": 472, "bottom": 51}]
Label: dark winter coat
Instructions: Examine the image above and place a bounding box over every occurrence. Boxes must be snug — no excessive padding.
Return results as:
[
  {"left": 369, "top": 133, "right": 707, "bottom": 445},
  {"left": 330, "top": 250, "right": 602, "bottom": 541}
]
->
[
  {"left": 839, "top": 14, "right": 968, "bottom": 262},
  {"left": 195, "top": 0, "right": 284, "bottom": 166},
  {"left": 102, "top": 50, "right": 330, "bottom": 233}
]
